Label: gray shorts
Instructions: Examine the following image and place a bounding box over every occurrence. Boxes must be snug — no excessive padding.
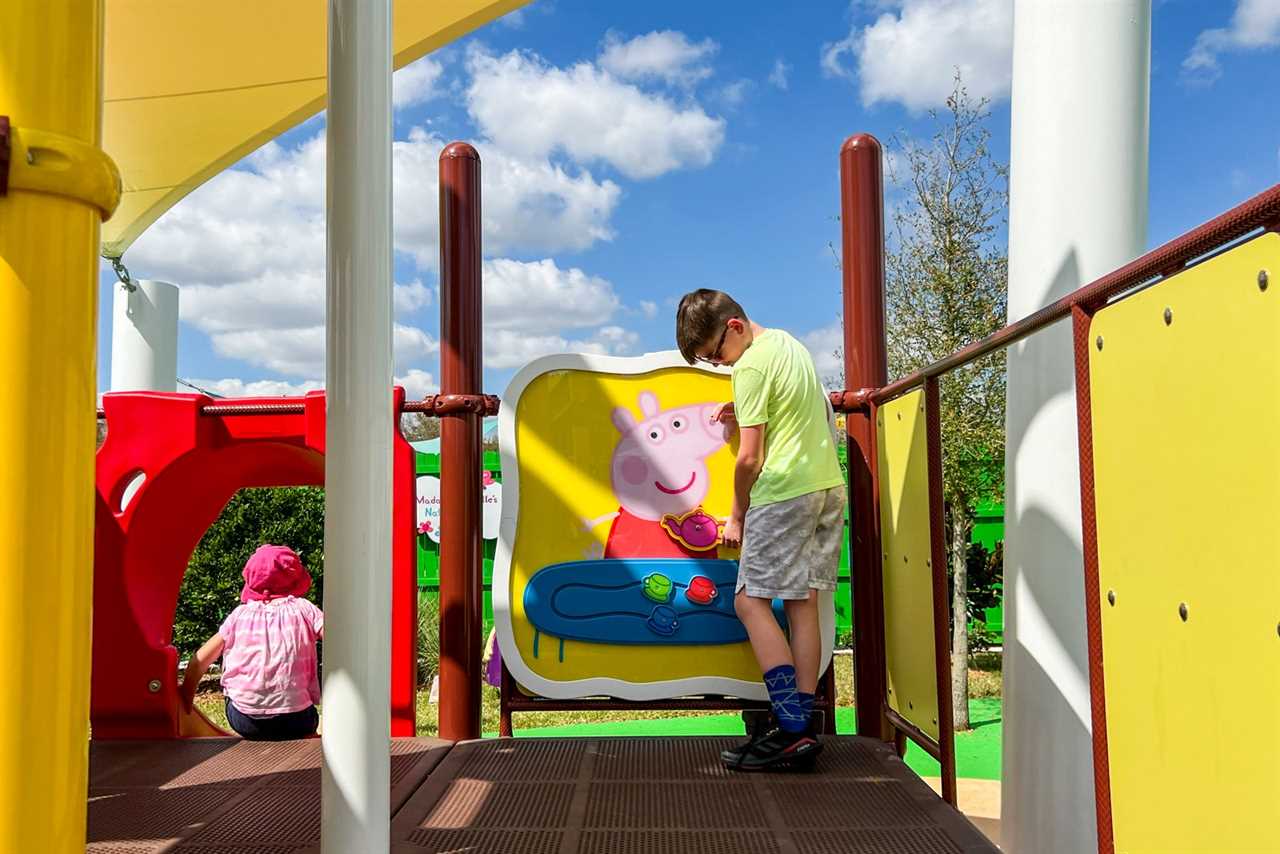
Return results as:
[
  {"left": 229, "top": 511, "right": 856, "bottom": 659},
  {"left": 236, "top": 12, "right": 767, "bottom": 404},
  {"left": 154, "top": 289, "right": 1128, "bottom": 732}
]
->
[{"left": 737, "top": 486, "right": 846, "bottom": 600}]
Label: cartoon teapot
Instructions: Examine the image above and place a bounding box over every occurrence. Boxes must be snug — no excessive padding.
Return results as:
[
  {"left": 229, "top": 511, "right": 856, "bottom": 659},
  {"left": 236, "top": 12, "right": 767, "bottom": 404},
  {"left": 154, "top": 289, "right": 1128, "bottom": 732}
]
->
[{"left": 660, "top": 506, "right": 721, "bottom": 552}]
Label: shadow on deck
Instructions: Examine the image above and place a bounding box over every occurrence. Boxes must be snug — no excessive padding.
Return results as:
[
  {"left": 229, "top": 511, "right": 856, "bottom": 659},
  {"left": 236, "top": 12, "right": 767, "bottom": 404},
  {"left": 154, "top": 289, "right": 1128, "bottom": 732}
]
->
[{"left": 88, "top": 736, "right": 999, "bottom": 853}]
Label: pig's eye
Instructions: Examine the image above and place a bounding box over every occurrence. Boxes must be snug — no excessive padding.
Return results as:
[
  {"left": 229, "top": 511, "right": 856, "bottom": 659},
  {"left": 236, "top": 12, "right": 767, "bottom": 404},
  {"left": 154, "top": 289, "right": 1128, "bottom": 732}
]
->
[
  {"left": 647, "top": 426, "right": 665, "bottom": 442},
  {"left": 670, "top": 417, "right": 687, "bottom": 432}
]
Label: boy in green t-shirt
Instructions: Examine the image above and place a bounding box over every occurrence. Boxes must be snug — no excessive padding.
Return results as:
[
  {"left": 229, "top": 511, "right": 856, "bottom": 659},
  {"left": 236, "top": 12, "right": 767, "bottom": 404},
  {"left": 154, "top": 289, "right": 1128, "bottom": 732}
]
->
[{"left": 676, "top": 288, "right": 845, "bottom": 771}]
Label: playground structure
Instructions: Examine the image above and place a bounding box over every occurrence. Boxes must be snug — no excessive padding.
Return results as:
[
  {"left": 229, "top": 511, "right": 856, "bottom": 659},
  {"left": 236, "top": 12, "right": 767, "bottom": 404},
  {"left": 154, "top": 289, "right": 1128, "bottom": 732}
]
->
[
  {"left": 92, "top": 389, "right": 422, "bottom": 738},
  {"left": 6, "top": 2, "right": 1280, "bottom": 852},
  {"left": 79, "top": 135, "right": 1280, "bottom": 853}
]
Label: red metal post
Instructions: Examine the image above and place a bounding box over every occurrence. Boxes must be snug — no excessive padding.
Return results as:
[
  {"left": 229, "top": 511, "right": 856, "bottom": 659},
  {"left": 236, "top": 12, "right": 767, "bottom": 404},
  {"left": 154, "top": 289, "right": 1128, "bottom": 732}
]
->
[
  {"left": 925, "top": 377, "right": 957, "bottom": 805},
  {"left": 840, "top": 133, "right": 892, "bottom": 742},
  {"left": 437, "top": 142, "right": 484, "bottom": 740},
  {"left": 1072, "top": 304, "right": 1115, "bottom": 854}
]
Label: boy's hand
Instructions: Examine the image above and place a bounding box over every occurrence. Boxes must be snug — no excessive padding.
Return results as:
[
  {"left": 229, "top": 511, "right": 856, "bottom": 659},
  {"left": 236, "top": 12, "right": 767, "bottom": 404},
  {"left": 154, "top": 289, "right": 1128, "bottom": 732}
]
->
[
  {"left": 722, "top": 516, "right": 744, "bottom": 550},
  {"left": 711, "top": 402, "right": 737, "bottom": 439}
]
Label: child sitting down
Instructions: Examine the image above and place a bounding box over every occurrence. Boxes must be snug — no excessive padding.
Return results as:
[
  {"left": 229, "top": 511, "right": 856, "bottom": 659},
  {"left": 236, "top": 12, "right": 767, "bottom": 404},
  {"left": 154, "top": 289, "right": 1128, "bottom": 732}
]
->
[{"left": 181, "top": 544, "right": 324, "bottom": 740}]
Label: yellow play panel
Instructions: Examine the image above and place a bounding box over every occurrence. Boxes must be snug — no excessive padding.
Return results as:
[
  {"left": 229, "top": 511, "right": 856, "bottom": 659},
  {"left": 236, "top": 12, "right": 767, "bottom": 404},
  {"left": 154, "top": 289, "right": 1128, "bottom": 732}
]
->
[
  {"left": 1088, "top": 232, "right": 1280, "bottom": 853},
  {"left": 876, "top": 389, "right": 941, "bottom": 742},
  {"left": 499, "top": 362, "right": 762, "bottom": 697}
]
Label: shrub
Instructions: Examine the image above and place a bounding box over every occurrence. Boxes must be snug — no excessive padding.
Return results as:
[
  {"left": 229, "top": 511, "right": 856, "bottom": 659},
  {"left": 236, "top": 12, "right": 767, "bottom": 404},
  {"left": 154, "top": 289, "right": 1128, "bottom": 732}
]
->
[{"left": 174, "top": 487, "right": 325, "bottom": 655}]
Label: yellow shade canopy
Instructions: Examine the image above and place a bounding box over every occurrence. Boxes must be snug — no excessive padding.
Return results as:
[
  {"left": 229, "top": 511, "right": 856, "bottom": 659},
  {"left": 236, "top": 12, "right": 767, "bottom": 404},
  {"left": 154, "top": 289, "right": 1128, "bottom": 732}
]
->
[{"left": 102, "top": 0, "right": 527, "bottom": 258}]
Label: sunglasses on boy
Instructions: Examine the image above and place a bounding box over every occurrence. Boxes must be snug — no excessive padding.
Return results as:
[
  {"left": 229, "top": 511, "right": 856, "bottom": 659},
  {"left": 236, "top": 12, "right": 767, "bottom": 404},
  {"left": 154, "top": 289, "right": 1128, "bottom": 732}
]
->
[{"left": 698, "top": 322, "right": 733, "bottom": 365}]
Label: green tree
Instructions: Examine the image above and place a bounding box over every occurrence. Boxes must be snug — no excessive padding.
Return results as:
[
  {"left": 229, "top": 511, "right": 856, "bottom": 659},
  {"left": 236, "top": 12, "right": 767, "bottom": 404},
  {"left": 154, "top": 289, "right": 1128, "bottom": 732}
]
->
[
  {"left": 173, "top": 487, "right": 326, "bottom": 655},
  {"left": 884, "top": 77, "right": 1007, "bottom": 730},
  {"left": 401, "top": 412, "right": 440, "bottom": 442}
]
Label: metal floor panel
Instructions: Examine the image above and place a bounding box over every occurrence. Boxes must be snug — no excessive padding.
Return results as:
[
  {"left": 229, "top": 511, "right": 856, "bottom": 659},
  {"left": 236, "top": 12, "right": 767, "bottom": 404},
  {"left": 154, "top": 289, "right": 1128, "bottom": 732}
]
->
[
  {"left": 89, "top": 736, "right": 998, "bottom": 854},
  {"left": 87, "top": 737, "right": 450, "bottom": 854},
  {"left": 391, "top": 736, "right": 999, "bottom": 854}
]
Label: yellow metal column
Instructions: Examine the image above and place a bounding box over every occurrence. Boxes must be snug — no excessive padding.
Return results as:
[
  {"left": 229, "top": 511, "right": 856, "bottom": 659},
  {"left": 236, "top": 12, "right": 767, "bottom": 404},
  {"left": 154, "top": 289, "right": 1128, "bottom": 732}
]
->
[{"left": 0, "top": 3, "right": 112, "bottom": 850}]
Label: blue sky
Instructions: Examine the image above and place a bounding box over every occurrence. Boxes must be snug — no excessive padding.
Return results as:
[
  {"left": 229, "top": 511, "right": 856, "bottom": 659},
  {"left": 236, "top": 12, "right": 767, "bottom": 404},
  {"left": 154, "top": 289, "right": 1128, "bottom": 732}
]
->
[{"left": 96, "top": 0, "right": 1280, "bottom": 399}]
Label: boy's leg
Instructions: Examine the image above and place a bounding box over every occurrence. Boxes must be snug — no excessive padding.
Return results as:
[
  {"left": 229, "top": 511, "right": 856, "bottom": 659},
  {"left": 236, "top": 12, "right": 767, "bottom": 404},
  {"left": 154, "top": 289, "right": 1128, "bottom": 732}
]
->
[
  {"left": 787, "top": 486, "right": 846, "bottom": 731},
  {"left": 735, "top": 590, "right": 792, "bottom": 674},
  {"left": 783, "top": 590, "right": 820, "bottom": 727},
  {"left": 782, "top": 590, "right": 820, "bottom": 695},
  {"left": 734, "top": 492, "right": 828, "bottom": 734},
  {"left": 735, "top": 591, "right": 807, "bottom": 732}
]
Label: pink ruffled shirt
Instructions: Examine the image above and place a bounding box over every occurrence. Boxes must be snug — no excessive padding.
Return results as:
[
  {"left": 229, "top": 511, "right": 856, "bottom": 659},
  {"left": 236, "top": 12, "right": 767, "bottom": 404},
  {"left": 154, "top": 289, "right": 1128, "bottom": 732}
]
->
[{"left": 219, "top": 597, "right": 323, "bottom": 716}]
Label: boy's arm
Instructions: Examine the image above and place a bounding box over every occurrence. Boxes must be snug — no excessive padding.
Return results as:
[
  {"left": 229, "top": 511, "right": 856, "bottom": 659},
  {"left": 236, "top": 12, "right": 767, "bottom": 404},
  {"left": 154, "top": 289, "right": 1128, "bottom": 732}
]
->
[
  {"left": 723, "top": 424, "right": 765, "bottom": 549},
  {"left": 180, "top": 633, "right": 225, "bottom": 711}
]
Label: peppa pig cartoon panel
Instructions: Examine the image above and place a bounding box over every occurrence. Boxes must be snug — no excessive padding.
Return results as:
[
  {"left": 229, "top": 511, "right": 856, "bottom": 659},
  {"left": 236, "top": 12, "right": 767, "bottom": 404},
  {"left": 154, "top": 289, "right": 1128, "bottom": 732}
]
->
[{"left": 494, "top": 350, "right": 835, "bottom": 701}]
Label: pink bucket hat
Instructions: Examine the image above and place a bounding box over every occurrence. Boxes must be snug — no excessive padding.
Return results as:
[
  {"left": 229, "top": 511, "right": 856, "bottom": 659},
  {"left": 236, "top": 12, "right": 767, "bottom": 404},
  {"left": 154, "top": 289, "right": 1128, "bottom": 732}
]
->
[{"left": 240, "top": 544, "right": 312, "bottom": 603}]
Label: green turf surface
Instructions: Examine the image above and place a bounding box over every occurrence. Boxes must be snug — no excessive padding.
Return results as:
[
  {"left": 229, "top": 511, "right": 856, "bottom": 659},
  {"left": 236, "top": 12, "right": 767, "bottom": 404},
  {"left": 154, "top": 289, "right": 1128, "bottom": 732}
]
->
[{"left": 486, "top": 697, "right": 1002, "bottom": 780}]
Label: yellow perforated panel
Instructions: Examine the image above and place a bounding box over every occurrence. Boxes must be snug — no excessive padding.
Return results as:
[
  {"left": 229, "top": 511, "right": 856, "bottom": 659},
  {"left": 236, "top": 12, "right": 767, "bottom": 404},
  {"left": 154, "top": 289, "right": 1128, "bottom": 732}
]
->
[
  {"left": 1089, "top": 232, "right": 1280, "bottom": 853},
  {"left": 877, "top": 389, "right": 941, "bottom": 742}
]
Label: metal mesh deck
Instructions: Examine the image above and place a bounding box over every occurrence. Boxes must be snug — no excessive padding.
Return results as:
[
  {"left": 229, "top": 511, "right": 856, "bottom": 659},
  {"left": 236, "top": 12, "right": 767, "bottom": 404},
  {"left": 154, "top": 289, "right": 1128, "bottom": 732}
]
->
[
  {"left": 391, "top": 736, "right": 998, "bottom": 854},
  {"left": 88, "top": 736, "right": 997, "bottom": 853},
  {"left": 87, "top": 737, "right": 449, "bottom": 854}
]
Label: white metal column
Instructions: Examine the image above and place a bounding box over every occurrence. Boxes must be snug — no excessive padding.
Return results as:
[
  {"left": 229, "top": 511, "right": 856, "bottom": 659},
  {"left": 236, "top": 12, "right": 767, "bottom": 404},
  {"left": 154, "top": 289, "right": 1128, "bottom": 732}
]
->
[
  {"left": 110, "top": 279, "right": 178, "bottom": 392},
  {"left": 322, "top": 1, "right": 393, "bottom": 852},
  {"left": 1003, "top": 2, "right": 1150, "bottom": 852}
]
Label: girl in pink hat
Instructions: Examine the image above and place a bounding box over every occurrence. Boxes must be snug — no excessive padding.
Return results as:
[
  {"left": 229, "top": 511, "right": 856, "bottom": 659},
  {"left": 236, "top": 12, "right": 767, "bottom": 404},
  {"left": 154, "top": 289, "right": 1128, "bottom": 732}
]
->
[{"left": 180, "top": 544, "right": 324, "bottom": 740}]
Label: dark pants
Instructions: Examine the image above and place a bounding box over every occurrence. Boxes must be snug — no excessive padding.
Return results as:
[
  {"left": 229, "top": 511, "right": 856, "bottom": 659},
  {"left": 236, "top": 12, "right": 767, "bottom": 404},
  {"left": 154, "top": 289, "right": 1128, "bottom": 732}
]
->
[{"left": 225, "top": 698, "right": 319, "bottom": 741}]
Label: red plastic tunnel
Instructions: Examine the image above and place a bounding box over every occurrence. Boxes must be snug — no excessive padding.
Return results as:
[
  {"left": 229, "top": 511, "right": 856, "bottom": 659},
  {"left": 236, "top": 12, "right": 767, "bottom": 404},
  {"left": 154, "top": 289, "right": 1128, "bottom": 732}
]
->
[{"left": 91, "top": 390, "right": 419, "bottom": 738}]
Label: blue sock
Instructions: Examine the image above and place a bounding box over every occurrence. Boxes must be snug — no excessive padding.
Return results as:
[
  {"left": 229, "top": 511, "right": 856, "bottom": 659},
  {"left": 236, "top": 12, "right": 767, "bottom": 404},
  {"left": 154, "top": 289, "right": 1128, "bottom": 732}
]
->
[
  {"left": 764, "top": 665, "right": 807, "bottom": 733},
  {"left": 797, "top": 691, "right": 815, "bottom": 727}
]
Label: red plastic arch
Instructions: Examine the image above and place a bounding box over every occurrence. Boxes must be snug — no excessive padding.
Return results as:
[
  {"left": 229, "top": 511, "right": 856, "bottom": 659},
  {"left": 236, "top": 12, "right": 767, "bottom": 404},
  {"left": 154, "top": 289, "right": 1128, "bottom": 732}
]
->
[{"left": 92, "top": 390, "right": 418, "bottom": 738}]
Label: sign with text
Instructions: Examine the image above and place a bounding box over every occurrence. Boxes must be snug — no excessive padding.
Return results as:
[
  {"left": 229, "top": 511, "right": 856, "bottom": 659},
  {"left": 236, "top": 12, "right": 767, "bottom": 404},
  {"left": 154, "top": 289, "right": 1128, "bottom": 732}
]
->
[{"left": 416, "top": 472, "right": 502, "bottom": 542}]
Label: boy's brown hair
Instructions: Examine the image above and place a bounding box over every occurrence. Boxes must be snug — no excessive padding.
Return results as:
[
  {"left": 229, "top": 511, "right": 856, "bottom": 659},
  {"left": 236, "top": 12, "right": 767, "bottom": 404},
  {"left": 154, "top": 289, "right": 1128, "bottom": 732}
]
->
[{"left": 675, "top": 289, "right": 748, "bottom": 365}]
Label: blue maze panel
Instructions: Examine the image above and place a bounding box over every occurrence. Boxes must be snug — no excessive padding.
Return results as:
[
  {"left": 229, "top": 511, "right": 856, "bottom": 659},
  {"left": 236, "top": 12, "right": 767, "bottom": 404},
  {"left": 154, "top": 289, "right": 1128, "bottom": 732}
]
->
[{"left": 523, "top": 558, "right": 787, "bottom": 646}]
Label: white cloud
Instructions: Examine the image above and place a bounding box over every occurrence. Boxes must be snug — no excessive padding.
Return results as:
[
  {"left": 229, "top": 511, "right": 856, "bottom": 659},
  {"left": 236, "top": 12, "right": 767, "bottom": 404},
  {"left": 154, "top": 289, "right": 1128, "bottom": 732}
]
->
[
  {"left": 179, "top": 272, "right": 324, "bottom": 334},
  {"left": 498, "top": 8, "right": 526, "bottom": 29},
  {"left": 125, "top": 44, "right": 707, "bottom": 383},
  {"left": 639, "top": 300, "right": 659, "bottom": 319},
  {"left": 823, "top": 0, "right": 1013, "bottom": 112},
  {"left": 128, "top": 128, "right": 620, "bottom": 377},
  {"left": 393, "top": 127, "right": 621, "bottom": 269},
  {"left": 466, "top": 48, "right": 726, "bottom": 180},
  {"left": 716, "top": 79, "right": 753, "bottom": 109},
  {"left": 484, "top": 325, "right": 640, "bottom": 369},
  {"left": 483, "top": 258, "right": 619, "bottom": 331},
  {"left": 1183, "top": 0, "right": 1280, "bottom": 83},
  {"left": 208, "top": 324, "right": 436, "bottom": 378},
  {"left": 130, "top": 137, "right": 327, "bottom": 287},
  {"left": 177, "top": 272, "right": 428, "bottom": 341},
  {"left": 395, "top": 279, "right": 433, "bottom": 314},
  {"left": 801, "top": 321, "right": 844, "bottom": 385},
  {"left": 768, "top": 59, "right": 791, "bottom": 90},
  {"left": 395, "top": 368, "right": 438, "bottom": 399},
  {"left": 186, "top": 377, "right": 324, "bottom": 398},
  {"left": 135, "top": 128, "right": 622, "bottom": 282},
  {"left": 393, "top": 56, "right": 445, "bottom": 107},
  {"left": 184, "top": 370, "right": 437, "bottom": 400},
  {"left": 478, "top": 258, "right": 640, "bottom": 370},
  {"left": 598, "top": 30, "right": 717, "bottom": 87}
]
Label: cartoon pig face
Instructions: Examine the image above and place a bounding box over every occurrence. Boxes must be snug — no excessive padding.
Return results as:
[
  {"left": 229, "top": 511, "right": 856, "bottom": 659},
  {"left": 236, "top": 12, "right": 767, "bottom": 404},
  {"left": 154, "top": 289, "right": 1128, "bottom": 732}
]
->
[{"left": 610, "top": 391, "right": 728, "bottom": 520}]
